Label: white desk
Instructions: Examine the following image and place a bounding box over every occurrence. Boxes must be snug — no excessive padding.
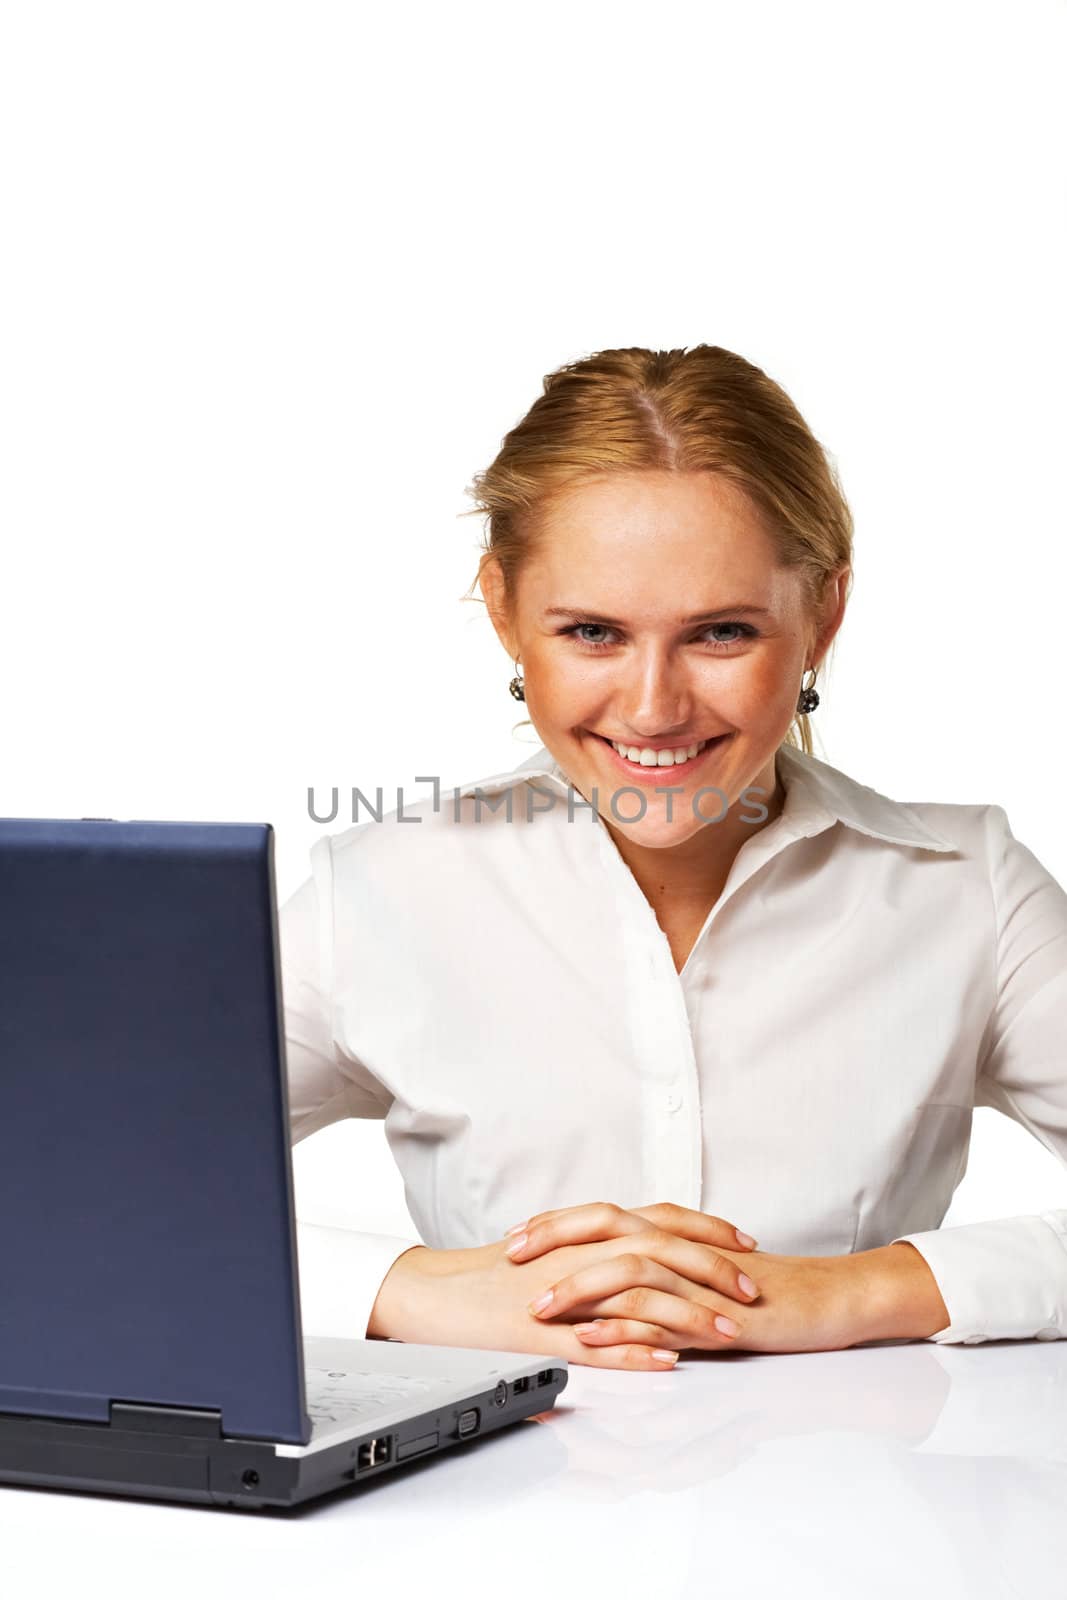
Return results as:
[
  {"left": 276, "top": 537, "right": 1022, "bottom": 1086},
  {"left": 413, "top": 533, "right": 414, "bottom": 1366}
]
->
[{"left": 3, "top": 1340, "right": 1064, "bottom": 1600}]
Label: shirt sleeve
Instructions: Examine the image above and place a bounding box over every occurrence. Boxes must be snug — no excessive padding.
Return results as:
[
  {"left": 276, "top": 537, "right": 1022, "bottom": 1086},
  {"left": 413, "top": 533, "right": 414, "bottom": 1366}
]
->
[
  {"left": 279, "top": 835, "right": 424, "bottom": 1339},
  {"left": 889, "top": 804, "right": 1067, "bottom": 1344}
]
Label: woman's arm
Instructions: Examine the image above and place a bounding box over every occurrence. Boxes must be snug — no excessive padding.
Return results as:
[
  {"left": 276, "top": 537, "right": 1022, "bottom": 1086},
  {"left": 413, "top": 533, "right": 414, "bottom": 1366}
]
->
[
  {"left": 883, "top": 805, "right": 1067, "bottom": 1344},
  {"left": 281, "top": 838, "right": 425, "bottom": 1337},
  {"left": 837, "top": 1242, "right": 951, "bottom": 1342}
]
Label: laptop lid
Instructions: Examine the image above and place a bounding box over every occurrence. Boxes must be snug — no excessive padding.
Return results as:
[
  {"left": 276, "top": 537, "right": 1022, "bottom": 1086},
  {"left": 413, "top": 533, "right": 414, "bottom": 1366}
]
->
[{"left": 0, "top": 818, "right": 312, "bottom": 1445}]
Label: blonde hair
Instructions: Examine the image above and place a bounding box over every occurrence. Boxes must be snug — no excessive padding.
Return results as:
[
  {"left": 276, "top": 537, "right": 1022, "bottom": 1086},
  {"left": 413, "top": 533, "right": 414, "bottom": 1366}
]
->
[{"left": 461, "top": 343, "right": 854, "bottom": 757}]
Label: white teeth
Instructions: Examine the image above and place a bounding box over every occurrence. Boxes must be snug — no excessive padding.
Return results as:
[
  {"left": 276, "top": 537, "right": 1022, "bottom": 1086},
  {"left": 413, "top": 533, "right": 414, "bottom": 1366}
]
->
[{"left": 610, "top": 738, "right": 708, "bottom": 764}]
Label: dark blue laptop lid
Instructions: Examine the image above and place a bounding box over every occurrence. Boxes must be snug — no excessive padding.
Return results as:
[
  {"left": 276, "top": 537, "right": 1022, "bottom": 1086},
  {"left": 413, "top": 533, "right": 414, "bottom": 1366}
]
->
[{"left": 0, "top": 818, "right": 311, "bottom": 1445}]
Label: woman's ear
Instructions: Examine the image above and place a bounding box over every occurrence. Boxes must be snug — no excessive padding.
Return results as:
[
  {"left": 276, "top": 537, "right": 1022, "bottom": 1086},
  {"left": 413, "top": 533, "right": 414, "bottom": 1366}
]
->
[
  {"left": 478, "top": 555, "right": 518, "bottom": 658},
  {"left": 810, "top": 563, "right": 851, "bottom": 666}
]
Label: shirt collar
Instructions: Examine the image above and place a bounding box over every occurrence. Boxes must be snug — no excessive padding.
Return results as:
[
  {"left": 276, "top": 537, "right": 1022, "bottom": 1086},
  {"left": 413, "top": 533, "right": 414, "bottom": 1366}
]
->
[{"left": 454, "top": 740, "right": 958, "bottom": 854}]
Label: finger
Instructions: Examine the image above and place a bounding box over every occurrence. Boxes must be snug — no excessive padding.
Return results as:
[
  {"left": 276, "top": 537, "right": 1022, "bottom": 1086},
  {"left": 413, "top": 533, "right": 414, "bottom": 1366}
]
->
[
  {"left": 573, "top": 1317, "right": 686, "bottom": 1350},
  {"left": 566, "top": 1336, "right": 681, "bottom": 1371},
  {"left": 504, "top": 1200, "right": 628, "bottom": 1259},
  {"left": 626, "top": 1229, "right": 762, "bottom": 1308},
  {"left": 527, "top": 1250, "right": 674, "bottom": 1319},
  {"left": 513, "top": 1199, "right": 754, "bottom": 1245},
  {"left": 530, "top": 1253, "right": 745, "bottom": 1345},
  {"left": 518, "top": 1221, "right": 760, "bottom": 1308},
  {"left": 569, "top": 1283, "right": 743, "bottom": 1348},
  {"left": 633, "top": 1202, "right": 758, "bottom": 1250},
  {"left": 505, "top": 1200, "right": 756, "bottom": 1263}
]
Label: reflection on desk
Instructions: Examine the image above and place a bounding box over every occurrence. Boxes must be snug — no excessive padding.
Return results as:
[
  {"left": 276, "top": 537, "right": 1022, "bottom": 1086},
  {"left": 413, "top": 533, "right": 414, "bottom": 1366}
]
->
[{"left": 5, "top": 1341, "right": 1063, "bottom": 1600}]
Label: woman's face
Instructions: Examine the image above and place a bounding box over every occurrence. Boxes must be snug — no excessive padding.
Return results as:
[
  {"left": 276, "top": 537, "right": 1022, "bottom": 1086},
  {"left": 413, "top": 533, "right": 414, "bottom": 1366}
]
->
[{"left": 483, "top": 469, "right": 848, "bottom": 851}]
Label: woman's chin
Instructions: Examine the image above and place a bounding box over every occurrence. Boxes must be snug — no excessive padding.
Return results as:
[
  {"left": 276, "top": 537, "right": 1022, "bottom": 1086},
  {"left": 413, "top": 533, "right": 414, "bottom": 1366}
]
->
[{"left": 601, "top": 814, "right": 714, "bottom": 851}]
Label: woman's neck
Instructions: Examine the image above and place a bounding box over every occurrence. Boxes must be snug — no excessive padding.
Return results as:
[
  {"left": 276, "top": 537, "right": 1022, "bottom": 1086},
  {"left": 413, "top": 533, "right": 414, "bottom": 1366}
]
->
[{"left": 604, "top": 753, "right": 786, "bottom": 916}]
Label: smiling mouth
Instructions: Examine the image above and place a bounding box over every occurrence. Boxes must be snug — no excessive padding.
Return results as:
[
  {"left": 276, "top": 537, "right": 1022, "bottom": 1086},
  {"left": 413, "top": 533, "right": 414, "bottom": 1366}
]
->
[{"left": 590, "top": 730, "right": 731, "bottom": 770}]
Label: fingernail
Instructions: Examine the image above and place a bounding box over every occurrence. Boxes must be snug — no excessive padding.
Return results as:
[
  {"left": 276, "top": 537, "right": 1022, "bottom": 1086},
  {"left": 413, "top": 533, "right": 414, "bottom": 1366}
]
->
[
  {"left": 738, "top": 1273, "right": 758, "bottom": 1298},
  {"left": 505, "top": 1232, "right": 528, "bottom": 1255},
  {"left": 504, "top": 1222, "right": 528, "bottom": 1237},
  {"left": 572, "top": 1322, "right": 600, "bottom": 1335},
  {"left": 651, "top": 1350, "right": 679, "bottom": 1363},
  {"left": 528, "top": 1290, "right": 554, "bottom": 1314},
  {"left": 715, "top": 1314, "right": 740, "bottom": 1336},
  {"left": 734, "top": 1230, "right": 757, "bottom": 1247}
]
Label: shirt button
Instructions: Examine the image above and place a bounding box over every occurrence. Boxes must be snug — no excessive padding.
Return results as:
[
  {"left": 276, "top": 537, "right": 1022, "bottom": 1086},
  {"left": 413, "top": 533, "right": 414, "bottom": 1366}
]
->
[{"left": 666, "top": 1090, "right": 682, "bottom": 1113}]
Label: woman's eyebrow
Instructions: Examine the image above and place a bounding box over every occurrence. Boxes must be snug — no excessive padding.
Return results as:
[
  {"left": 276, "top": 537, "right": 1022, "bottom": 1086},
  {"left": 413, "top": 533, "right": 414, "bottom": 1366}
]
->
[{"left": 543, "top": 604, "right": 773, "bottom": 624}]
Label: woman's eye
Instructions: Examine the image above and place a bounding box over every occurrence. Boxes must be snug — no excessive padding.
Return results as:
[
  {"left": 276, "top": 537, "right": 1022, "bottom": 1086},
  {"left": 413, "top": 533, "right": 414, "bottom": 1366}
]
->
[
  {"left": 704, "top": 622, "right": 761, "bottom": 648},
  {"left": 564, "top": 621, "right": 757, "bottom": 652}
]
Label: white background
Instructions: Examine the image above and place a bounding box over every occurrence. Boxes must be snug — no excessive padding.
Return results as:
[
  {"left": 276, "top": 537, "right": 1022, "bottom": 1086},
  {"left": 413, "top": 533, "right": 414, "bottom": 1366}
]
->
[{"left": 3, "top": 0, "right": 1065, "bottom": 1243}]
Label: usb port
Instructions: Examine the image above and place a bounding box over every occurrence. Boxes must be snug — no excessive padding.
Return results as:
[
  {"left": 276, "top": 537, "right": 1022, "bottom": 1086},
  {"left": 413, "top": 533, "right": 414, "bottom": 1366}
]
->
[
  {"left": 536, "top": 1369, "right": 553, "bottom": 1388},
  {"left": 356, "top": 1436, "right": 392, "bottom": 1470},
  {"left": 512, "top": 1376, "right": 529, "bottom": 1395}
]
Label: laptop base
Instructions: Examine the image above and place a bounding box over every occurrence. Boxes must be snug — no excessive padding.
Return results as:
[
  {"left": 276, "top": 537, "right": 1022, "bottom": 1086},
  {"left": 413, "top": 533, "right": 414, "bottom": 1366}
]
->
[{"left": 0, "top": 1363, "right": 568, "bottom": 1510}]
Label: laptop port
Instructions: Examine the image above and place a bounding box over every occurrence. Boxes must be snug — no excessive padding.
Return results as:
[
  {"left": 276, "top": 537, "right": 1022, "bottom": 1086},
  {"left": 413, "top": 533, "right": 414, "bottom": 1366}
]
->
[
  {"left": 512, "top": 1376, "right": 529, "bottom": 1395},
  {"left": 457, "top": 1407, "right": 480, "bottom": 1438},
  {"left": 356, "top": 1435, "right": 393, "bottom": 1470},
  {"left": 536, "top": 1369, "right": 553, "bottom": 1387}
]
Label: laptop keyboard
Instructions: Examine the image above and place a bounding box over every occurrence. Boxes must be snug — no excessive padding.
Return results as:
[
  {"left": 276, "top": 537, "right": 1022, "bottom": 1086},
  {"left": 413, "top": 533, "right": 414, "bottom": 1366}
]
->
[{"left": 304, "top": 1363, "right": 441, "bottom": 1428}]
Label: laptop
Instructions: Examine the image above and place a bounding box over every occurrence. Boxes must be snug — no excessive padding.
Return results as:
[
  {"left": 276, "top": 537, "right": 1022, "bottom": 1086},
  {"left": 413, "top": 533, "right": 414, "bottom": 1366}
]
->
[{"left": 0, "top": 817, "right": 567, "bottom": 1510}]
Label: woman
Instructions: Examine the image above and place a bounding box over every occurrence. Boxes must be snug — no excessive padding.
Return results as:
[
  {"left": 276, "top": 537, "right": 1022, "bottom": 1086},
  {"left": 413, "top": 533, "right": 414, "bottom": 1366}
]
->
[{"left": 281, "top": 344, "right": 1067, "bottom": 1371}]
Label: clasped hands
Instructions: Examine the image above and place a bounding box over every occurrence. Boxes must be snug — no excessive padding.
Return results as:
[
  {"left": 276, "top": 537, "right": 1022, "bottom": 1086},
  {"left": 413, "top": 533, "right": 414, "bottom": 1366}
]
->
[{"left": 496, "top": 1200, "right": 867, "bottom": 1365}]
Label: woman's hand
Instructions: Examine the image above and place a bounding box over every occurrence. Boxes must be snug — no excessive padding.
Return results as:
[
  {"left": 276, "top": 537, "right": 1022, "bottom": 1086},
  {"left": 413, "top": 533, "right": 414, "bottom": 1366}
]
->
[
  {"left": 500, "top": 1204, "right": 901, "bottom": 1354},
  {"left": 501, "top": 1200, "right": 760, "bottom": 1309},
  {"left": 527, "top": 1241, "right": 863, "bottom": 1356},
  {"left": 367, "top": 1235, "right": 749, "bottom": 1370}
]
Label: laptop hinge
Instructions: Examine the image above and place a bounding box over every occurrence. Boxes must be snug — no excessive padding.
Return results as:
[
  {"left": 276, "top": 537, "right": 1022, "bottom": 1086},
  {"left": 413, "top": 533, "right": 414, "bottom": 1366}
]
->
[{"left": 109, "top": 1401, "right": 223, "bottom": 1438}]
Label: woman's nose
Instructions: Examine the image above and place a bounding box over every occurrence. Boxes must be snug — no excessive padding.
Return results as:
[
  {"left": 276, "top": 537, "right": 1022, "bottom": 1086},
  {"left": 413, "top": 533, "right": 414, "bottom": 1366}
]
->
[{"left": 617, "top": 651, "right": 692, "bottom": 733}]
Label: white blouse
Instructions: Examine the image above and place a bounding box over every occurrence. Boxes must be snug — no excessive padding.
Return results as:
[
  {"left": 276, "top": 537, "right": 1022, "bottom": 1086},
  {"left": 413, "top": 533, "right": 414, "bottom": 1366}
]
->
[{"left": 279, "top": 740, "right": 1067, "bottom": 1348}]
